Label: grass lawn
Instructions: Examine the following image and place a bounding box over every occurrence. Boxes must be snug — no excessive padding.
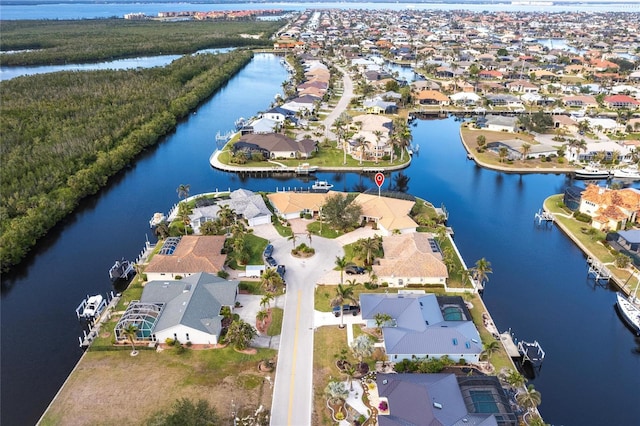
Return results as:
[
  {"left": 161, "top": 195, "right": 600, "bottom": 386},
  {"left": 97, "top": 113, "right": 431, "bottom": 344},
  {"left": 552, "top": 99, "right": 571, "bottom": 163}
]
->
[
  {"left": 307, "top": 220, "right": 343, "bottom": 239},
  {"left": 312, "top": 326, "right": 349, "bottom": 426},
  {"left": 267, "top": 307, "right": 284, "bottom": 336},
  {"left": 460, "top": 126, "right": 571, "bottom": 170},
  {"left": 41, "top": 346, "right": 277, "bottom": 425},
  {"left": 226, "top": 232, "right": 268, "bottom": 270}
]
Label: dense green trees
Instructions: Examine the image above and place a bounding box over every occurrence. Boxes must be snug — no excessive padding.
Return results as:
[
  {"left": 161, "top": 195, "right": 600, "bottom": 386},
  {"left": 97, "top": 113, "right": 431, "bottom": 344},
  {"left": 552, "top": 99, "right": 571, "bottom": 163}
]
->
[
  {"left": 0, "top": 19, "right": 283, "bottom": 66},
  {"left": 0, "top": 50, "right": 253, "bottom": 271}
]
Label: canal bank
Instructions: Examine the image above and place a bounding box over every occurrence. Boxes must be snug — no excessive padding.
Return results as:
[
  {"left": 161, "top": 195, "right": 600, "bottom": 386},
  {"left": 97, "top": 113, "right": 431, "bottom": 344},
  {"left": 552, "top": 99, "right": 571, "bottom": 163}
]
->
[{"left": 3, "top": 56, "right": 640, "bottom": 426}]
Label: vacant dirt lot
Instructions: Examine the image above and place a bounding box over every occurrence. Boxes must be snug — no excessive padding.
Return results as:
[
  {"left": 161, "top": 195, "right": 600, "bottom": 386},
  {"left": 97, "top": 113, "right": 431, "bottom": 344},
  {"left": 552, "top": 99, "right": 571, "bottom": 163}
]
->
[{"left": 40, "top": 347, "right": 276, "bottom": 425}]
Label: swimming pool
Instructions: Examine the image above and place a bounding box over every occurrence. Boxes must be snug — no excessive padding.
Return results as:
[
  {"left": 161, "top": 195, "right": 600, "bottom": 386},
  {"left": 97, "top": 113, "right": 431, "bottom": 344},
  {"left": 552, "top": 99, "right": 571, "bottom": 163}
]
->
[
  {"left": 469, "top": 390, "right": 499, "bottom": 413},
  {"left": 442, "top": 305, "right": 465, "bottom": 321}
]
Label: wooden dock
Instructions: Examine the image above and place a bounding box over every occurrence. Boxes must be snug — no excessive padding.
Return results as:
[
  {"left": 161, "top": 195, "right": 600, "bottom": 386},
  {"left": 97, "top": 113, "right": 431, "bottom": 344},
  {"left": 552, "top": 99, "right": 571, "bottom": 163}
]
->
[{"left": 78, "top": 292, "right": 120, "bottom": 348}]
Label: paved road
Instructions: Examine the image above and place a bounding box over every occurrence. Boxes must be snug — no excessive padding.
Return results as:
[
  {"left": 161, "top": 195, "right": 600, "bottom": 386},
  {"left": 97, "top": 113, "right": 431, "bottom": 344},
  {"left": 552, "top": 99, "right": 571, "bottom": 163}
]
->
[
  {"left": 322, "top": 64, "right": 355, "bottom": 141},
  {"left": 253, "top": 225, "right": 344, "bottom": 426}
]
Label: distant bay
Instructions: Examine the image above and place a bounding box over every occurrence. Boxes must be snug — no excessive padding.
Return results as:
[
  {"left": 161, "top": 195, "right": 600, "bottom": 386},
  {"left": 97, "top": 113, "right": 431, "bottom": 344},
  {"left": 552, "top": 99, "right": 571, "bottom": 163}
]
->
[{"left": 1, "top": 1, "right": 638, "bottom": 21}]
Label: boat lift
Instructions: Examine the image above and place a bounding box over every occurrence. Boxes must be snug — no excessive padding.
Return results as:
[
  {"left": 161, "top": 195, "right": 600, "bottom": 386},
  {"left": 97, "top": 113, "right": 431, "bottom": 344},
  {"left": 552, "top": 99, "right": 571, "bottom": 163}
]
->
[{"left": 534, "top": 208, "right": 555, "bottom": 226}]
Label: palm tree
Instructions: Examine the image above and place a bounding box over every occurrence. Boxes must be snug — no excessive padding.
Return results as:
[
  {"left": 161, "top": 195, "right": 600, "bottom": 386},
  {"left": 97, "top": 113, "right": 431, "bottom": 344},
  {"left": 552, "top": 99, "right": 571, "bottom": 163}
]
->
[
  {"left": 505, "top": 369, "right": 526, "bottom": 390},
  {"left": 217, "top": 205, "right": 236, "bottom": 231},
  {"left": 177, "top": 202, "right": 192, "bottom": 236},
  {"left": 373, "top": 312, "right": 392, "bottom": 337},
  {"left": 176, "top": 184, "right": 190, "bottom": 201},
  {"left": 335, "top": 256, "right": 348, "bottom": 285},
  {"left": 352, "top": 136, "right": 367, "bottom": 165},
  {"left": 394, "top": 119, "right": 412, "bottom": 161},
  {"left": 481, "top": 340, "right": 501, "bottom": 361},
  {"left": 342, "top": 365, "right": 357, "bottom": 391},
  {"left": 307, "top": 230, "right": 313, "bottom": 247},
  {"left": 288, "top": 233, "right": 297, "bottom": 249},
  {"left": 260, "top": 268, "right": 282, "bottom": 292},
  {"left": 154, "top": 221, "right": 170, "bottom": 240},
  {"left": 351, "top": 334, "right": 374, "bottom": 366},
  {"left": 520, "top": 142, "right": 531, "bottom": 160},
  {"left": 472, "top": 258, "right": 493, "bottom": 288},
  {"left": 498, "top": 146, "right": 509, "bottom": 163},
  {"left": 224, "top": 319, "right": 257, "bottom": 351},
  {"left": 122, "top": 324, "right": 139, "bottom": 356},
  {"left": 256, "top": 309, "right": 269, "bottom": 330},
  {"left": 260, "top": 292, "right": 275, "bottom": 310},
  {"left": 373, "top": 130, "right": 383, "bottom": 164},
  {"left": 516, "top": 384, "right": 542, "bottom": 412},
  {"left": 356, "top": 237, "right": 380, "bottom": 266},
  {"left": 330, "top": 283, "right": 357, "bottom": 328}
]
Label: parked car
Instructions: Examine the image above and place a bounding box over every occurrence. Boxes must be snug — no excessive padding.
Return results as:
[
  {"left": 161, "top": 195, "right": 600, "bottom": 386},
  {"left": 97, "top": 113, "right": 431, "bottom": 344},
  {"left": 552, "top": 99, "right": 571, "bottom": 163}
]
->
[
  {"left": 263, "top": 244, "right": 274, "bottom": 258},
  {"left": 265, "top": 256, "right": 277, "bottom": 267},
  {"left": 276, "top": 264, "right": 286, "bottom": 279},
  {"left": 332, "top": 304, "right": 360, "bottom": 317},
  {"left": 345, "top": 264, "right": 365, "bottom": 275}
]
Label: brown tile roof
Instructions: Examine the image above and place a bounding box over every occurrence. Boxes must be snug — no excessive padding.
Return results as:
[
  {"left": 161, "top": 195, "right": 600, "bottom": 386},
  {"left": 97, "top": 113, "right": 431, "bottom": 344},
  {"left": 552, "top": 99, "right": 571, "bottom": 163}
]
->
[
  {"left": 353, "top": 193, "right": 418, "bottom": 232},
  {"left": 145, "top": 236, "right": 226, "bottom": 274},
  {"left": 373, "top": 233, "right": 448, "bottom": 278}
]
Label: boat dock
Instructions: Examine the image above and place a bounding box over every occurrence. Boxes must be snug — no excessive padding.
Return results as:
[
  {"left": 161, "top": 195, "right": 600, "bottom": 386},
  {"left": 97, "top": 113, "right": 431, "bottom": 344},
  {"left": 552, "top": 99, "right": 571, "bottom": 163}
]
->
[
  {"left": 518, "top": 340, "right": 546, "bottom": 369},
  {"left": 78, "top": 291, "right": 121, "bottom": 348},
  {"left": 587, "top": 257, "right": 611, "bottom": 283},
  {"left": 534, "top": 208, "right": 555, "bottom": 225},
  {"left": 499, "top": 331, "right": 522, "bottom": 359}
]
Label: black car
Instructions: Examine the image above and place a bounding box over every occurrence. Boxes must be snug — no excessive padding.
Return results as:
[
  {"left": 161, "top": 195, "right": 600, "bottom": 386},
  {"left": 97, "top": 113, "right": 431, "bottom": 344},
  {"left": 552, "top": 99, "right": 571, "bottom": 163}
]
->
[
  {"left": 333, "top": 304, "right": 361, "bottom": 317},
  {"left": 345, "top": 264, "right": 365, "bottom": 275},
  {"left": 265, "top": 256, "right": 277, "bottom": 267},
  {"left": 263, "top": 244, "right": 274, "bottom": 258}
]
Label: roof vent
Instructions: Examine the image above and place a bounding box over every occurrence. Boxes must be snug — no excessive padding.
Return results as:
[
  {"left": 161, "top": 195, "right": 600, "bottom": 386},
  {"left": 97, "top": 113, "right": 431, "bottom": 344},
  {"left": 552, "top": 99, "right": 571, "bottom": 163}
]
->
[
  {"left": 183, "top": 284, "right": 192, "bottom": 293},
  {"left": 433, "top": 402, "right": 443, "bottom": 409},
  {"left": 382, "top": 379, "right": 388, "bottom": 385}
]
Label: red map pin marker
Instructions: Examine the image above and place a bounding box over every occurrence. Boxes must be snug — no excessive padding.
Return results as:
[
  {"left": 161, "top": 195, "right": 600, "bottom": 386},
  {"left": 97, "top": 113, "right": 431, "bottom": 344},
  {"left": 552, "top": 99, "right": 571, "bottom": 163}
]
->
[{"left": 375, "top": 172, "right": 385, "bottom": 188}]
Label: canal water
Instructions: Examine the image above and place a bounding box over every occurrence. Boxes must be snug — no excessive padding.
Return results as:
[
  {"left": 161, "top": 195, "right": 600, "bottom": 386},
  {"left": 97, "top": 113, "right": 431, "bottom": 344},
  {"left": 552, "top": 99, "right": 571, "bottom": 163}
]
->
[{"left": 2, "top": 53, "right": 640, "bottom": 425}]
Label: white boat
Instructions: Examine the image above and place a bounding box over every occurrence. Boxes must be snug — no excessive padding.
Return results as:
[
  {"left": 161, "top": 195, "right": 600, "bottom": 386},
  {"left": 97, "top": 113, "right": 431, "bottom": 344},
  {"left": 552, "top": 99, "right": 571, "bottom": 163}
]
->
[
  {"left": 611, "top": 167, "right": 640, "bottom": 181},
  {"left": 616, "top": 292, "right": 640, "bottom": 335},
  {"left": 574, "top": 164, "right": 610, "bottom": 179},
  {"left": 76, "top": 294, "right": 106, "bottom": 319},
  {"left": 311, "top": 180, "right": 333, "bottom": 191},
  {"left": 295, "top": 163, "right": 318, "bottom": 175},
  {"left": 149, "top": 212, "right": 166, "bottom": 228}
]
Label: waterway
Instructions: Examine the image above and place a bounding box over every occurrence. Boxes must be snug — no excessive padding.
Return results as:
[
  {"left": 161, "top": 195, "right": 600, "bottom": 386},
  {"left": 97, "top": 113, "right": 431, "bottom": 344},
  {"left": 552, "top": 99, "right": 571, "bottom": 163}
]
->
[
  {"left": 2, "top": 56, "right": 640, "bottom": 426},
  {"left": 1, "top": 1, "right": 638, "bottom": 21}
]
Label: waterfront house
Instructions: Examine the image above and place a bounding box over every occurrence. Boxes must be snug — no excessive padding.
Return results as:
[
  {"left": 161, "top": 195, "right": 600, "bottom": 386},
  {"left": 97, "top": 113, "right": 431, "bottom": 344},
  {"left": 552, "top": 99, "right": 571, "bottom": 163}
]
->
[
  {"left": 372, "top": 232, "right": 448, "bottom": 287},
  {"left": 485, "top": 139, "right": 557, "bottom": 160},
  {"left": 267, "top": 191, "right": 337, "bottom": 220},
  {"left": 484, "top": 115, "right": 518, "bottom": 133},
  {"left": 579, "top": 184, "right": 640, "bottom": 231},
  {"left": 353, "top": 192, "right": 418, "bottom": 235},
  {"left": 263, "top": 106, "right": 296, "bottom": 123},
  {"left": 415, "top": 90, "right": 451, "bottom": 106},
  {"left": 603, "top": 95, "right": 640, "bottom": 110},
  {"left": 359, "top": 293, "right": 483, "bottom": 363},
  {"left": 144, "top": 236, "right": 226, "bottom": 281},
  {"left": 114, "top": 272, "right": 238, "bottom": 346},
  {"left": 374, "top": 373, "right": 517, "bottom": 426},
  {"left": 189, "top": 189, "right": 272, "bottom": 230},
  {"left": 613, "top": 229, "right": 640, "bottom": 254},
  {"left": 233, "top": 133, "right": 317, "bottom": 160}
]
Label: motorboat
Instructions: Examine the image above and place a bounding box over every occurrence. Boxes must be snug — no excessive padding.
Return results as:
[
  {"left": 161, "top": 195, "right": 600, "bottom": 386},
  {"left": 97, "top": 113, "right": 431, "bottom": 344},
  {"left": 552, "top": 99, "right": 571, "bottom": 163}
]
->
[
  {"left": 311, "top": 180, "right": 333, "bottom": 191},
  {"left": 76, "top": 294, "right": 106, "bottom": 319},
  {"left": 616, "top": 292, "right": 640, "bottom": 335},
  {"left": 295, "top": 163, "right": 318, "bottom": 175},
  {"left": 573, "top": 164, "right": 610, "bottom": 179},
  {"left": 611, "top": 167, "right": 640, "bottom": 181},
  {"left": 149, "top": 212, "right": 166, "bottom": 228}
]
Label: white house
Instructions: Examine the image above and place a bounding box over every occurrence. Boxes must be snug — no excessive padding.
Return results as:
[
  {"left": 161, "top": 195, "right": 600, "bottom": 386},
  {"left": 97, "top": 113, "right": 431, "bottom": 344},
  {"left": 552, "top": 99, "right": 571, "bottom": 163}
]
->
[
  {"left": 114, "top": 273, "right": 238, "bottom": 346},
  {"left": 360, "top": 292, "right": 483, "bottom": 363}
]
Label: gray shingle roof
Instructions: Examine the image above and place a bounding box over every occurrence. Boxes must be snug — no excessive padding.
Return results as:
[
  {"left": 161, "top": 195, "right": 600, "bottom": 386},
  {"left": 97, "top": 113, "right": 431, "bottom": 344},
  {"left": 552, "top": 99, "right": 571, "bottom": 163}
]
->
[{"left": 141, "top": 273, "right": 238, "bottom": 337}]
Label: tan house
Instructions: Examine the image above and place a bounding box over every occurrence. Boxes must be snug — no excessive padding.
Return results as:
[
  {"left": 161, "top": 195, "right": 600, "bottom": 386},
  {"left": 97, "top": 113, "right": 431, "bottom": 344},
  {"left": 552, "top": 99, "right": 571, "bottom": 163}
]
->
[
  {"left": 372, "top": 233, "right": 448, "bottom": 287},
  {"left": 579, "top": 184, "right": 640, "bottom": 231},
  {"left": 144, "top": 236, "right": 226, "bottom": 281},
  {"left": 266, "top": 191, "right": 336, "bottom": 219},
  {"left": 415, "top": 90, "right": 450, "bottom": 106},
  {"left": 353, "top": 193, "right": 418, "bottom": 235}
]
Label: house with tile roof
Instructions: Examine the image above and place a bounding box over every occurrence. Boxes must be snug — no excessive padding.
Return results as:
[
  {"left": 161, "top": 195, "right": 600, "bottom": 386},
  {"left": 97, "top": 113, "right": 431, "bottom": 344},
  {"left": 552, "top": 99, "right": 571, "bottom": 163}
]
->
[
  {"left": 372, "top": 233, "right": 448, "bottom": 287},
  {"left": 267, "top": 191, "right": 337, "bottom": 219},
  {"left": 415, "top": 90, "right": 451, "bottom": 106},
  {"left": 353, "top": 193, "right": 418, "bottom": 235},
  {"left": 604, "top": 94, "right": 640, "bottom": 109},
  {"left": 360, "top": 293, "right": 483, "bottom": 363},
  {"left": 144, "top": 236, "right": 226, "bottom": 281},
  {"left": 579, "top": 184, "right": 640, "bottom": 231},
  {"left": 114, "top": 272, "right": 238, "bottom": 346},
  {"left": 233, "top": 133, "right": 317, "bottom": 160},
  {"left": 189, "top": 189, "right": 272, "bottom": 230},
  {"left": 374, "top": 373, "right": 517, "bottom": 426}
]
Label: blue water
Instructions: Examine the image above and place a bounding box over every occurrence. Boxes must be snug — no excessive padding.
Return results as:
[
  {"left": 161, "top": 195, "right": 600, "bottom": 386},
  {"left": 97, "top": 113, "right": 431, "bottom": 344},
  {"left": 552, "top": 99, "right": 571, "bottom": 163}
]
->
[
  {"left": 1, "top": 1, "right": 638, "bottom": 20},
  {"left": 1, "top": 52, "right": 640, "bottom": 426}
]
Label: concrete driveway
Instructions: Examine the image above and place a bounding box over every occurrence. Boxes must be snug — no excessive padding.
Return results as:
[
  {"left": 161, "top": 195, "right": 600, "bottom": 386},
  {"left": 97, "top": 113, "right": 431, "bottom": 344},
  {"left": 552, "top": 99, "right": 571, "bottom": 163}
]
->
[{"left": 267, "top": 223, "right": 345, "bottom": 426}]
